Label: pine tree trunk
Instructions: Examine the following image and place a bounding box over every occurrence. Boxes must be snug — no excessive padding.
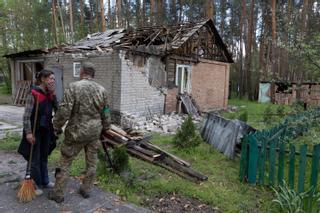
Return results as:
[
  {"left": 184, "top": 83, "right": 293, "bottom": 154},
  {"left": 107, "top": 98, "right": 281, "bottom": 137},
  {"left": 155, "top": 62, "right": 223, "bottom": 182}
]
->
[
  {"left": 100, "top": 0, "right": 106, "bottom": 31},
  {"left": 80, "top": 0, "right": 84, "bottom": 28},
  {"left": 205, "top": 0, "right": 214, "bottom": 20},
  {"left": 96, "top": 0, "right": 100, "bottom": 30},
  {"left": 282, "top": 0, "right": 292, "bottom": 81},
  {"left": 178, "top": 0, "right": 183, "bottom": 22},
  {"left": 245, "top": 0, "right": 254, "bottom": 100},
  {"left": 158, "top": 0, "right": 163, "bottom": 25},
  {"left": 271, "top": 0, "right": 277, "bottom": 81},
  {"left": 220, "top": 0, "right": 226, "bottom": 36},
  {"left": 142, "top": 0, "right": 146, "bottom": 26},
  {"left": 116, "top": 0, "right": 122, "bottom": 27},
  {"left": 69, "top": 0, "right": 74, "bottom": 42},
  {"left": 56, "top": 0, "right": 66, "bottom": 39},
  {"left": 301, "top": 0, "right": 309, "bottom": 39},
  {"left": 51, "top": 0, "right": 58, "bottom": 45},
  {"left": 172, "top": 0, "right": 177, "bottom": 24},
  {"left": 108, "top": 0, "right": 112, "bottom": 28},
  {"left": 136, "top": 0, "right": 141, "bottom": 27},
  {"left": 239, "top": 0, "right": 246, "bottom": 97},
  {"left": 150, "top": 0, "right": 155, "bottom": 25},
  {"left": 89, "top": 0, "right": 94, "bottom": 33}
]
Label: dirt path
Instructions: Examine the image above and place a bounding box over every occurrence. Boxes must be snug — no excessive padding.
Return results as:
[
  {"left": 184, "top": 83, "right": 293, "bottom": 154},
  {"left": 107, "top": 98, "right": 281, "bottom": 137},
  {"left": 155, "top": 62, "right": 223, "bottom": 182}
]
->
[{"left": 0, "top": 150, "right": 151, "bottom": 213}]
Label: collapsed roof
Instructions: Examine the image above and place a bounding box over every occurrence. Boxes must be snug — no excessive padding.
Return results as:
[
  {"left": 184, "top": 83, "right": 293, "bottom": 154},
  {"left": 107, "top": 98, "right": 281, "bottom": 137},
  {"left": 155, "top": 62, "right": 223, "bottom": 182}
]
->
[{"left": 4, "top": 19, "right": 233, "bottom": 63}]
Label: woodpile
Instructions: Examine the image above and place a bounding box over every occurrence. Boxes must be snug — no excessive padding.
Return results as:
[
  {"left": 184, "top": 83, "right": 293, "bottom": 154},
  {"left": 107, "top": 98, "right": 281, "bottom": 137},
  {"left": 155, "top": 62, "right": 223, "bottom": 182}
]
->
[{"left": 100, "top": 125, "right": 208, "bottom": 182}]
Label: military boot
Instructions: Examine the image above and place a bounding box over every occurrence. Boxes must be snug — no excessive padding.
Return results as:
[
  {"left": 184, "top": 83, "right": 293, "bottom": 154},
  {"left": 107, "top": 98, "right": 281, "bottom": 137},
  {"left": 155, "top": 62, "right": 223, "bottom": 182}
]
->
[{"left": 47, "top": 190, "right": 64, "bottom": 203}]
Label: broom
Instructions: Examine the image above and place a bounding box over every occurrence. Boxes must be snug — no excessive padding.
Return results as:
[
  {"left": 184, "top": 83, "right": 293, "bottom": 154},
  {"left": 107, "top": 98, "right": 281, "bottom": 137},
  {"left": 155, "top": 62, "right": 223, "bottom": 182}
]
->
[{"left": 17, "top": 94, "right": 39, "bottom": 202}]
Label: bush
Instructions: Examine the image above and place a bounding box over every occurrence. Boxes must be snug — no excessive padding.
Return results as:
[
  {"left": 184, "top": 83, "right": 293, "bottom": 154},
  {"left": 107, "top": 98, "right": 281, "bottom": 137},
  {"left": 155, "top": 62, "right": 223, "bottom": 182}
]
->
[
  {"left": 173, "top": 115, "right": 202, "bottom": 149},
  {"left": 97, "top": 145, "right": 129, "bottom": 175},
  {"left": 291, "top": 100, "right": 305, "bottom": 113},
  {"left": 238, "top": 110, "right": 248, "bottom": 122},
  {"left": 276, "top": 105, "right": 286, "bottom": 118},
  {"left": 112, "top": 145, "right": 130, "bottom": 174},
  {"left": 263, "top": 105, "right": 273, "bottom": 125}
]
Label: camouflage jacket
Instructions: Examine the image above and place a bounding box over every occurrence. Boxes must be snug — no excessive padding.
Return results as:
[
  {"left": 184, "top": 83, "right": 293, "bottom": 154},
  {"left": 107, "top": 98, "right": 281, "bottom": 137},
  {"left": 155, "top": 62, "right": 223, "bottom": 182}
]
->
[{"left": 53, "top": 79, "right": 111, "bottom": 143}]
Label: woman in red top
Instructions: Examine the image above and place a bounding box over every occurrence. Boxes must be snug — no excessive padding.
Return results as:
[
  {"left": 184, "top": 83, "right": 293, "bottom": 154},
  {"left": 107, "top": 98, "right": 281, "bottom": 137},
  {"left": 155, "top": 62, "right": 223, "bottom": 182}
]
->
[{"left": 18, "top": 69, "right": 58, "bottom": 196}]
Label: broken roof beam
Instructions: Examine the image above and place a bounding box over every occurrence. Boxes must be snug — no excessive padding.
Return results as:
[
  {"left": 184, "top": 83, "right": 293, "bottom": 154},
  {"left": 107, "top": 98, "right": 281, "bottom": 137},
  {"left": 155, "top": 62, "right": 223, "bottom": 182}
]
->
[{"left": 147, "top": 29, "right": 163, "bottom": 47}]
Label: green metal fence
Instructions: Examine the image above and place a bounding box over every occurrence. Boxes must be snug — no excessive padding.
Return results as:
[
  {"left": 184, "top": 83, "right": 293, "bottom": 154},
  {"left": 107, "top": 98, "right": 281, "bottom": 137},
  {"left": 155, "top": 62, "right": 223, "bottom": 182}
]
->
[{"left": 239, "top": 108, "right": 320, "bottom": 192}]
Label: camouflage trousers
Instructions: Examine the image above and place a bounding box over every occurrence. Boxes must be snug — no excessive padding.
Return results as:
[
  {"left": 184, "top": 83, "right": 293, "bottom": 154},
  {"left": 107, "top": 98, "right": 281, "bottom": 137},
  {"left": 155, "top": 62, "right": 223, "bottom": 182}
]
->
[{"left": 52, "top": 139, "right": 100, "bottom": 198}]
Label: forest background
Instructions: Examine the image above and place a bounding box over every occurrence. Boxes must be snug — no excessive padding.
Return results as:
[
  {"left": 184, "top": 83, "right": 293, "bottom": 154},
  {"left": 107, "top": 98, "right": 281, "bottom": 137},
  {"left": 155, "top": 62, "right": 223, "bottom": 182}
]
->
[{"left": 0, "top": 0, "right": 319, "bottom": 99}]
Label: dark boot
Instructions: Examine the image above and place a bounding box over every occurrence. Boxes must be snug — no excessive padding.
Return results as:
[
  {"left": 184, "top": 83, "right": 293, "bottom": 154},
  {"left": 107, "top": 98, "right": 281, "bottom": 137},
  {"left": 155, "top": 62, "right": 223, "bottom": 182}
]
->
[{"left": 47, "top": 190, "right": 64, "bottom": 203}]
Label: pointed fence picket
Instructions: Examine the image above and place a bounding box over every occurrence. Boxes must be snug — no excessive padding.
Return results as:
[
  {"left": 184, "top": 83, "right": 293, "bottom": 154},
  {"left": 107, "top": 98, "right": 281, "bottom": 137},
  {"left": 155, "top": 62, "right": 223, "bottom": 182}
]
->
[
  {"left": 240, "top": 135, "right": 320, "bottom": 193},
  {"left": 240, "top": 108, "right": 320, "bottom": 193}
]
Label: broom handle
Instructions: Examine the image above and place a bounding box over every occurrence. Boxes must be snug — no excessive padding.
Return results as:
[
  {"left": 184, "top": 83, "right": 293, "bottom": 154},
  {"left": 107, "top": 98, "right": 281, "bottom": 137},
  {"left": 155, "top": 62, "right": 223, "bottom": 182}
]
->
[{"left": 26, "top": 94, "right": 40, "bottom": 175}]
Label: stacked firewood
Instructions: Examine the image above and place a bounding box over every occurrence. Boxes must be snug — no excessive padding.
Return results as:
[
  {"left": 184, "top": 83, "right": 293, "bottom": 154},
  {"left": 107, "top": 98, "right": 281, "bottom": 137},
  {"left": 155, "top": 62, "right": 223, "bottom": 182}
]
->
[{"left": 100, "top": 125, "right": 208, "bottom": 182}]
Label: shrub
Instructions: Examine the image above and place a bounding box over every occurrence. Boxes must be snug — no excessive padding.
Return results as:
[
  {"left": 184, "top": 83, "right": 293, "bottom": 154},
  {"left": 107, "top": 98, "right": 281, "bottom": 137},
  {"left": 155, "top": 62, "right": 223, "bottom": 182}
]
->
[
  {"left": 111, "top": 145, "right": 130, "bottom": 174},
  {"left": 291, "top": 100, "right": 305, "bottom": 113},
  {"left": 263, "top": 105, "right": 273, "bottom": 125},
  {"left": 276, "top": 105, "right": 286, "bottom": 118},
  {"left": 238, "top": 110, "right": 248, "bottom": 122},
  {"left": 97, "top": 145, "right": 129, "bottom": 175},
  {"left": 173, "top": 115, "right": 202, "bottom": 149}
]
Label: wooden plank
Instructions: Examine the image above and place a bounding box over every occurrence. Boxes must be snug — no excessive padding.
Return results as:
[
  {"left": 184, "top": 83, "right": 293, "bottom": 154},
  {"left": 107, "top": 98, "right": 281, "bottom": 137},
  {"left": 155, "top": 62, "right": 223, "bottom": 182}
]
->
[
  {"left": 107, "top": 129, "right": 128, "bottom": 141},
  {"left": 298, "top": 144, "right": 308, "bottom": 193},
  {"left": 180, "top": 94, "right": 199, "bottom": 116},
  {"left": 239, "top": 136, "right": 248, "bottom": 182},
  {"left": 288, "top": 144, "right": 296, "bottom": 189},
  {"left": 131, "top": 145, "right": 161, "bottom": 158},
  {"left": 248, "top": 135, "right": 258, "bottom": 184},
  {"left": 269, "top": 140, "right": 276, "bottom": 186},
  {"left": 110, "top": 124, "right": 128, "bottom": 137},
  {"left": 141, "top": 142, "right": 190, "bottom": 167},
  {"left": 13, "top": 82, "right": 21, "bottom": 105},
  {"left": 310, "top": 144, "right": 320, "bottom": 189},
  {"left": 278, "top": 142, "right": 285, "bottom": 186},
  {"left": 258, "top": 140, "right": 267, "bottom": 185},
  {"left": 161, "top": 157, "right": 208, "bottom": 181}
]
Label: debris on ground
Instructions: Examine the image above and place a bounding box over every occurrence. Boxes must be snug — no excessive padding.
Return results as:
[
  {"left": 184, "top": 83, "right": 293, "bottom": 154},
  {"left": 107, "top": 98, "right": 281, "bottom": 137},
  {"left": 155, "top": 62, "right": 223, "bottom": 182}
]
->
[
  {"left": 101, "top": 125, "right": 208, "bottom": 182},
  {"left": 145, "top": 193, "right": 220, "bottom": 213},
  {"left": 122, "top": 113, "right": 204, "bottom": 134}
]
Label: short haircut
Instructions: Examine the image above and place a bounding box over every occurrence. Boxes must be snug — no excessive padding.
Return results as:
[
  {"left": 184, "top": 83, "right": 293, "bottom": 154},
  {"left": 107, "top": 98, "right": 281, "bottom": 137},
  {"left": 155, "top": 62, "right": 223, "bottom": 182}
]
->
[{"left": 82, "top": 62, "right": 95, "bottom": 78}]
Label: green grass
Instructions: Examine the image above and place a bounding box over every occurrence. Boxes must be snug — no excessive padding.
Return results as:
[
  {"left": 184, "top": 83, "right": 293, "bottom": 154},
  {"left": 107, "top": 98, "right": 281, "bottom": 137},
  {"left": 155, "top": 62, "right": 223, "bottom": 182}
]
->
[
  {"left": 0, "top": 133, "right": 20, "bottom": 150},
  {"left": 0, "top": 83, "right": 12, "bottom": 104},
  {"left": 96, "top": 134, "right": 275, "bottom": 212},
  {"left": 224, "top": 98, "right": 292, "bottom": 129},
  {"left": 1, "top": 98, "right": 299, "bottom": 212},
  {"left": 0, "top": 83, "right": 10, "bottom": 94}
]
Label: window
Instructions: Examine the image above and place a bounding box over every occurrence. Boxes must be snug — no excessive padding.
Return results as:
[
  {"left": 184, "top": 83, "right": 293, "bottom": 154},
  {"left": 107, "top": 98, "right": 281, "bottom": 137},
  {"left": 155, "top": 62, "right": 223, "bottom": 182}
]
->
[
  {"left": 73, "top": 62, "right": 81, "bottom": 77},
  {"left": 175, "top": 64, "right": 192, "bottom": 94}
]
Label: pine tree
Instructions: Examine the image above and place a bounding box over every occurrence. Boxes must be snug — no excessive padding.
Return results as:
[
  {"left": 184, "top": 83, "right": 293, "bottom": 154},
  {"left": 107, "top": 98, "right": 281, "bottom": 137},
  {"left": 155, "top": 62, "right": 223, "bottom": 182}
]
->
[{"left": 174, "top": 115, "right": 202, "bottom": 149}]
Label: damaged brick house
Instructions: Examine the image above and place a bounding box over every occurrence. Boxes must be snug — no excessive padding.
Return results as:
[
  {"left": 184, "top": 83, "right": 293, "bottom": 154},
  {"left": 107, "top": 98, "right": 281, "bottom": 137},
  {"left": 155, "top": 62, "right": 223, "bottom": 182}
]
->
[{"left": 5, "top": 19, "right": 233, "bottom": 121}]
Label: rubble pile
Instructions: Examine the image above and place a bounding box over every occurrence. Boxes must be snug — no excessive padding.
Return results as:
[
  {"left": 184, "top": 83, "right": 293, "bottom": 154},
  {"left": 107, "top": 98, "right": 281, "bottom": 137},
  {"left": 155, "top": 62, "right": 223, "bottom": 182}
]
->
[{"left": 122, "top": 113, "right": 204, "bottom": 134}]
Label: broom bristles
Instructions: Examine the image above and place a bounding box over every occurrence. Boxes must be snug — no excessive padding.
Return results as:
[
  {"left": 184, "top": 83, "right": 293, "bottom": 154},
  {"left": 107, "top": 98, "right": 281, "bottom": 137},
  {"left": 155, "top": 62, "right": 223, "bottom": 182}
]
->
[{"left": 17, "top": 178, "right": 36, "bottom": 202}]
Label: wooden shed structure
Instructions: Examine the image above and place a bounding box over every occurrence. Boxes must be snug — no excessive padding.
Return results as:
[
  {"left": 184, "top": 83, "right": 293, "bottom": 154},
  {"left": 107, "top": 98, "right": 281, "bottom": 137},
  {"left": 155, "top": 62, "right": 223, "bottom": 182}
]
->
[{"left": 5, "top": 19, "right": 233, "bottom": 121}]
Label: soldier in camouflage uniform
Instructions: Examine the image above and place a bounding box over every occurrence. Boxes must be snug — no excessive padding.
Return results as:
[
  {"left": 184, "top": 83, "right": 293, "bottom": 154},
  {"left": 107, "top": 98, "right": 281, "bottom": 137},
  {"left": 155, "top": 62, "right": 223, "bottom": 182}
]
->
[{"left": 48, "top": 62, "right": 111, "bottom": 203}]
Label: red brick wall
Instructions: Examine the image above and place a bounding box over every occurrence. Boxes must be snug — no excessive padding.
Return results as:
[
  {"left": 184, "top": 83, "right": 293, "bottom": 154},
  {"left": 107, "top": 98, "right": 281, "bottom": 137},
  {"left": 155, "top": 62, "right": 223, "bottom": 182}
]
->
[
  {"left": 191, "top": 59, "right": 229, "bottom": 111},
  {"left": 165, "top": 88, "right": 178, "bottom": 113}
]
